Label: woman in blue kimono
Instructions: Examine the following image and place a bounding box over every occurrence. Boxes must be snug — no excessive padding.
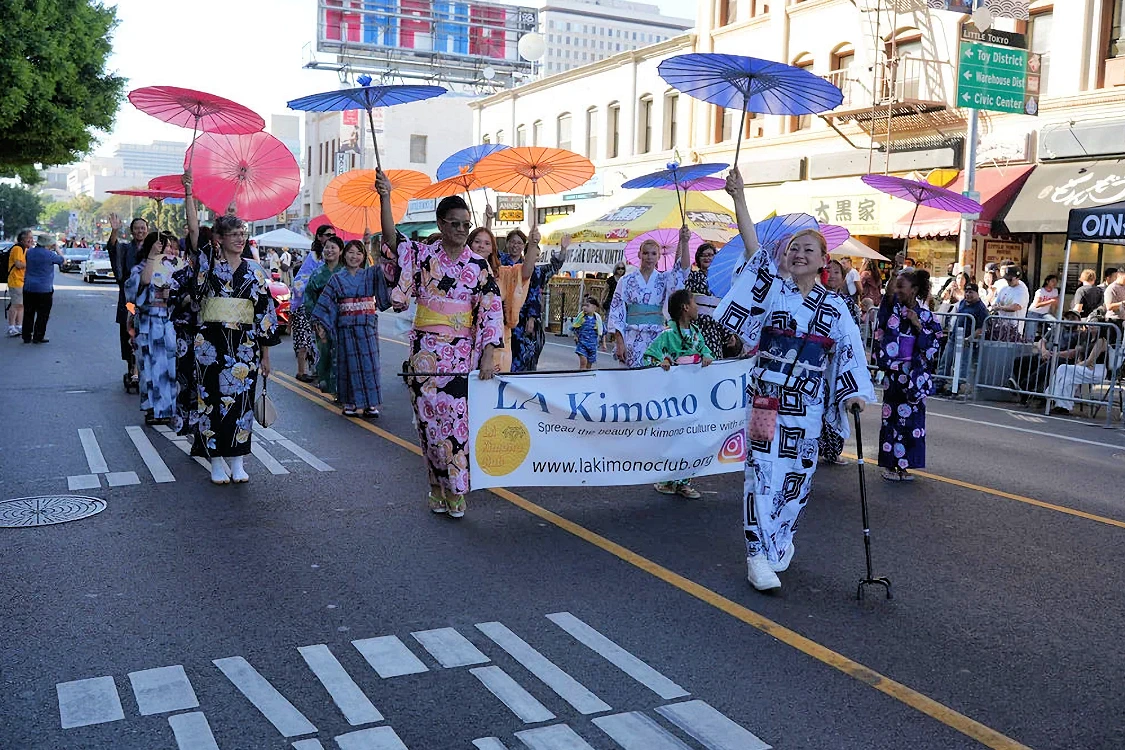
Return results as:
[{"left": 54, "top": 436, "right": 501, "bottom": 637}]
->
[
  {"left": 304, "top": 236, "right": 346, "bottom": 395},
  {"left": 126, "top": 231, "right": 186, "bottom": 425},
  {"left": 716, "top": 168, "right": 876, "bottom": 592},
  {"left": 503, "top": 229, "right": 568, "bottom": 372},
  {"left": 312, "top": 240, "right": 398, "bottom": 417},
  {"left": 873, "top": 268, "right": 943, "bottom": 481}
]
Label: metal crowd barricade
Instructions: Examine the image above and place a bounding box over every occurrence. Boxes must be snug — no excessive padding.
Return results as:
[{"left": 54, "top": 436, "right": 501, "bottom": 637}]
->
[
  {"left": 971, "top": 314, "right": 1123, "bottom": 426},
  {"left": 930, "top": 311, "right": 977, "bottom": 395}
]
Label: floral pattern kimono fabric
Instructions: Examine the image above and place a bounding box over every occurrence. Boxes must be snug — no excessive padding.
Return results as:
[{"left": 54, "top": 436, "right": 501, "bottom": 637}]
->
[
  {"left": 715, "top": 248, "right": 875, "bottom": 567},
  {"left": 290, "top": 254, "right": 323, "bottom": 363},
  {"left": 170, "top": 254, "right": 279, "bottom": 458},
  {"left": 684, "top": 269, "right": 728, "bottom": 357},
  {"left": 874, "top": 300, "right": 943, "bottom": 471},
  {"left": 503, "top": 252, "right": 564, "bottom": 373},
  {"left": 126, "top": 257, "right": 185, "bottom": 418},
  {"left": 312, "top": 264, "right": 396, "bottom": 410},
  {"left": 393, "top": 241, "right": 503, "bottom": 496},
  {"left": 608, "top": 265, "right": 688, "bottom": 368}
]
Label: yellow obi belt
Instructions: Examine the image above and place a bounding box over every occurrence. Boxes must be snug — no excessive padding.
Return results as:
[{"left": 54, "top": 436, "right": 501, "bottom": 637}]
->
[
  {"left": 625, "top": 303, "right": 664, "bottom": 326},
  {"left": 415, "top": 298, "right": 473, "bottom": 335},
  {"left": 201, "top": 297, "right": 254, "bottom": 325}
]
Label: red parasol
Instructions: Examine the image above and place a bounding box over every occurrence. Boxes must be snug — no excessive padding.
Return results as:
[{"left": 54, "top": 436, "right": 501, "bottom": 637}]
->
[
  {"left": 187, "top": 132, "right": 301, "bottom": 221},
  {"left": 147, "top": 174, "right": 189, "bottom": 194},
  {"left": 307, "top": 214, "right": 363, "bottom": 242},
  {"left": 472, "top": 147, "right": 594, "bottom": 215},
  {"left": 106, "top": 188, "right": 184, "bottom": 232}
]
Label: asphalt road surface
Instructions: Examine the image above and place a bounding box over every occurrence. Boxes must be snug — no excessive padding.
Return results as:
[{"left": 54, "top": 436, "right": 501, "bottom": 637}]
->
[{"left": 2, "top": 271, "right": 1124, "bottom": 750}]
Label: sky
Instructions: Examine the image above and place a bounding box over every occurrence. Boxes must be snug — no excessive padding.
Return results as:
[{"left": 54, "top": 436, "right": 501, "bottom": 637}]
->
[{"left": 96, "top": 0, "right": 697, "bottom": 156}]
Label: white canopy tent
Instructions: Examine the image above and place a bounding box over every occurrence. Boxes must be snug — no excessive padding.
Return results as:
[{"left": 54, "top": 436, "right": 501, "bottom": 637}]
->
[{"left": 251, "top": 228, "right": 312, "bottom": 250}]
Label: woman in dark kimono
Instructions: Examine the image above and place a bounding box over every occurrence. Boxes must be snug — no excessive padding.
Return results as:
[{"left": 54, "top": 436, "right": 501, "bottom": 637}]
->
[
  {"left": 171, "top": 214, "right": 280, "bottom": 485},
  {"left": 683, "top": 242, "right": 740, "bottom": 359},
  {"left": 312, "top": 240, "right": 397, "bottom": 417},
  {"left": 304, "top": 237, "right": 346, "bottom": 396},
  {"left": 873, "top": 268, "right": 944, "bottom": 481}
]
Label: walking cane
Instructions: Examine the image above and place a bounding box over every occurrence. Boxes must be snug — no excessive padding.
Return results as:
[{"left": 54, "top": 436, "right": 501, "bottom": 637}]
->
[{"left": 852, "top": 403, "right": 892, "bottom": 600}]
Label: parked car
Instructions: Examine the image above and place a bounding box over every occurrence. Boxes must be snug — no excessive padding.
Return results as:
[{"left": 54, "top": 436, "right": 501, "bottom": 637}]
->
[
  {"left": 269, "top": 273, "right": 290, "bottom": 334},
  {"left": 81, "top": 248, "right": 114, "bottom": 283},
  {"left": 62, "top": 247, "right": 91, "bottom": 273}
]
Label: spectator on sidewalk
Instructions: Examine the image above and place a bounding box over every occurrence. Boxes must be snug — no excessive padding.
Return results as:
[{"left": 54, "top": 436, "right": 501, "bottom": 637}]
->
[
  {"left": 1073, "top": 269, "right": 1102, "bottom": 317},
  {"left": 1104, "top": 270, "right": 1125, "bottom": 333},
  {"left": 1010, "top": 311, "right": 1084, "bottom": 404},
  {"left": 860, "top": 259, "right": 883, "bottom": 307},
  {"left": 1047, "top": 327, "right": 1110, "bottom": 416},
  {"left": 937, "top": 282, "right": 988, "bottom": 392},
  {"left": 6, "top": 229, "right": 32, "bottom": 337},
  {"left": 991, "top": 266, "right": 1030, "bottom": 335},
  {"left": 22, "top": 235, "right": 65, "bottom": 344}
]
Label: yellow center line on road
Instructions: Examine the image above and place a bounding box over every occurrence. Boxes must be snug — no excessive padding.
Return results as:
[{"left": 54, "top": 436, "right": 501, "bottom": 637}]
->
[
  {"left": 839, "top": 452, "right": 1125, "bottom": 531},
  {"left": 272, "top": 370, "right": 1032, "bottom": 750}
]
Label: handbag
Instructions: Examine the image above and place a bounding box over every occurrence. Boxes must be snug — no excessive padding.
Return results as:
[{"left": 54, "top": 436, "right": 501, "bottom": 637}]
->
[{"left": 253, "top": 377, "right": 278, "bottom": 427}]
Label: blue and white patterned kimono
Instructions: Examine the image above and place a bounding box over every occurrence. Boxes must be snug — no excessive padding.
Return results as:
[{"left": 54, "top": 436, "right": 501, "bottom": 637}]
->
[
  {"left": 126, "top": 257, "right": 185, "bottom": 419},
  {"left": 716, "top": 247, "right": 876, "bottom": 567},
  {"left": 608, "top": 265, "right": 688, "bottom": 368}
]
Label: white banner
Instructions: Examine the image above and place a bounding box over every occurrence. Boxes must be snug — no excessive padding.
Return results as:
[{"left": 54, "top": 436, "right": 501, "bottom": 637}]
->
[{"left": 468, "top": 361, "right": 752, "bottom": 489}]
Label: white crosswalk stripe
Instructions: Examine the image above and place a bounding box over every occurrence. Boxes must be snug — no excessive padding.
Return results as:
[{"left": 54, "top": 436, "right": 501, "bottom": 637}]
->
[
  {"left": 62, "top": 424, "right": 334, "bottom": 488},
  {"left": 55, "top": 614, "right": 769, "bottom": 749}
]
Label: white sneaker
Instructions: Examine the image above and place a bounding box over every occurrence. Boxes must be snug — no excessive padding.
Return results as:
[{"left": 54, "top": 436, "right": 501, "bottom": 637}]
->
[
  {"left": 770, "top": 544, "right": 795, "bottom": 573},
  {"left": 746, "top": 555, "right": 781, "bottom": 591},
  {"left": 6, "top": 327, "right": 19, "bottom": 337}
]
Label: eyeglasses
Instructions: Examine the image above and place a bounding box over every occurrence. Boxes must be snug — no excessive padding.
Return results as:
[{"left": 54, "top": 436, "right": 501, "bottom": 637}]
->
[
  {"left": 442, "top": 219, "right": 473, "bottom": 231},
  {"left": 223, "top": 231, "right": 249, "bottom": 239}
]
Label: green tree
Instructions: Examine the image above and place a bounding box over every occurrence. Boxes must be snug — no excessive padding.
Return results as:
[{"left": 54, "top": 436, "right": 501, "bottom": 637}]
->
[
  {"left": 0, "top": 1, "right": 125, "bottom": 181},
  {"left": 0, "top": 184, "right": 45, "bottom": 238}
]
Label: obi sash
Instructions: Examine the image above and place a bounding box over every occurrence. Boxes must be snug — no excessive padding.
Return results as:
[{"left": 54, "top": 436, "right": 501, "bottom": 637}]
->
[
  {"left": 756, "top": 326, "right": 835, "bottom": 394},
  {"left": 693, "top": 293, "right": 721, "bottom": 317},
  {"left": 415, "top": 297, "right": 473, "bottom": 335},
  {"left": 625, "top": 303, "right": 664, "bottom": 326},
  {"left": 201, "top": 297, "right": 254, "bottom": 325},
  {"left": 339, "top": 297, "right": 377, "bottom": 317}
]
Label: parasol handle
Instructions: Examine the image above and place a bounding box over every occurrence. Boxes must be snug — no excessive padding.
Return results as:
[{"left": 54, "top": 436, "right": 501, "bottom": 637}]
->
[
  {"left": 673, "top": 167, "right": 685, "bottom": 225},
  {"left": 733, "top": 99, "right": 748, "bottom": 169},
  {"left": 903, "top": 201, "right": 921, "bottom": 264},
  {"left": 366, "top": 108, "right": 383, "bottom": 172},
  {"left": 187, "top": 117, "right": 200, "bottom": 172}
]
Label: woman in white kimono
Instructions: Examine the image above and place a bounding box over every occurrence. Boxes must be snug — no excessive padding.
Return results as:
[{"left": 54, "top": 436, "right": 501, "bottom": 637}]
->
[
  {"left": 715, "top": 169, "right": 876, "bottom": 592},
  {"left": 608, "top": 226, "right": 692, "bottom": 367}
]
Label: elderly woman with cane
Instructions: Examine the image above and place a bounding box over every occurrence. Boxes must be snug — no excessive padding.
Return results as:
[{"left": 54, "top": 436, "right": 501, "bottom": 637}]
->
[
  {"left": 717, "top": 168, "right": 875, "bottom": 592},
  {"left": 382, "top": 169, "right": 504, "bottom": 519}
]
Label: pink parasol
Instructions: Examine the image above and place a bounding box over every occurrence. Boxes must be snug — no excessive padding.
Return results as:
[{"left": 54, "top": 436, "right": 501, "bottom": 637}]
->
[
  {"left": 624, "top": 228, "right": 702, "bottom": 271},
  {"left": 129, "top": 86, "right": 264, "bottom": 169},
  {"left": 307, "top": 214, "right": 363, "bottom": 242},
  {"left": 147, "top": 175, "right": 188, "bottom": 195},
  {"left": 187, "top": 132, "right": 301, "bottom": 221}
]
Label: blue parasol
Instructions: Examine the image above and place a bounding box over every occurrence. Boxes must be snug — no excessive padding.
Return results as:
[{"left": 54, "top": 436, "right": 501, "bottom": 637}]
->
[
  {"left": 622, "top": 162, "right": 729, "bottom": 223},
  {"left": 708, "top": 213, "right": 821, "bottom": 297},
  {"left": 658, "top": 53, "right": 842, "bottom": 166},
  {"left": 436, "top": 144, "right": 511, "bottom": 180},
  {"left": 287, "top": 76, "right": 446, "bottom": 171}
]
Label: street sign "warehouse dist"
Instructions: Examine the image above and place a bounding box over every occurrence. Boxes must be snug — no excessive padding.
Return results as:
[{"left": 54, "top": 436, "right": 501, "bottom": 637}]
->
[{"left": 956, "top": 40, "right": 1040, "bottom": 116}]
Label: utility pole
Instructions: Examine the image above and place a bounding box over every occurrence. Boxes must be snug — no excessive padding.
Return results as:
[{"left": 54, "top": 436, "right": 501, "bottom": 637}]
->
[{"left": 957, "top": 0, "right": 984, "bottom": 272}]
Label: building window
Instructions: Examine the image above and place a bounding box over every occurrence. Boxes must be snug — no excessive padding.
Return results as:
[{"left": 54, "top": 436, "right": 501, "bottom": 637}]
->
[
  {"left": 516, "top": 125, "right": 527, "bottom": 146},
  {"left": 790, "top": 54, "right": 814, "bottom": 131},
  {"left": 607, "top": 102, "right": 620, "bottom": 158},
  {"left": 719, "top": 0, "right": 738, "bottom": 26},
  {"left": 663, "top": 93, "right": 678, "bottom": 150},
  {"left": 409, "top": 135, "right": 427, "bottom": 163},
  {"left": 638, "top": 95, "right": 653, "bottom": 153},
  {"left": 533, "top": 120, "right": 543, "bottom": 146},
  {"left": 830, "top": 44, "right": 856, "bottom": 108},
  {"left": 307, "top": 145, "right": 312, "bottom": 177},
  {"left": 557, "top": 113, "right": 572, "bottom": 150},
  {"left": 318, "top": 143, "right": 324, "bottom": 175},
  {"left": 1028, "top": 8, "right": 1052, "bottom": 95},
  {"left": 483, "top": 134, "right": 491, "bottom": 144},
  {"left": 585, "top": 107, "right": 598, "bottom": 158},
  {"left": 496, "top": 129, "right": 505, "bottom": 144}
]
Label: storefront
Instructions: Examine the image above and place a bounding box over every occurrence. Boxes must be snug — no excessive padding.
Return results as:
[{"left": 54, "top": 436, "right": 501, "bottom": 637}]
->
[{"left": 1001, "top": 159, "right": 1125, "bottom": 292}]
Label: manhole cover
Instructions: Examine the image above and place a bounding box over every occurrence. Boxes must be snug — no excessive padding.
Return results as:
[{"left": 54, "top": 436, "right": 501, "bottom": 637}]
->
[{"left": 0, "top": 496, "right": 107, "bottom": 528}]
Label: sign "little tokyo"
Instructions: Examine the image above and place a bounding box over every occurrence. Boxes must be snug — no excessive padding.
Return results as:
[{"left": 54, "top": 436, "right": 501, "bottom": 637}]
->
[{"left": 957, "top": 38, "right": 1040, "bottom": 115}]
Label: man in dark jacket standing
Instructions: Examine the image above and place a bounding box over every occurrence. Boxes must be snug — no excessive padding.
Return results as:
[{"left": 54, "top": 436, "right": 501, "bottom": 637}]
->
[{"left": 107, "top": 213, "right": 148, "bottom": 386}]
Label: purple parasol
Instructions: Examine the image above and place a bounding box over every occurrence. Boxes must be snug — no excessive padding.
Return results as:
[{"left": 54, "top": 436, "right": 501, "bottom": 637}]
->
[
  {"left": 861, "top": 173, "right": 982, "bottom": 241},
  {"left": 656, "top": 176, "right": 726, "bottom": 192},
  {"left": 819, "top": 224, "right": 850, "bottom": 251},
  {"left": 624, "top": 228, "right": 702, "bottom": 271}
]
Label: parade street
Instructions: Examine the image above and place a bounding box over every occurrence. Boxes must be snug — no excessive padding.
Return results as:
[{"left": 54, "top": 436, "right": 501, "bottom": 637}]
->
[{"left": 2, "top": 274, "right": 1124, "bottom": 750}]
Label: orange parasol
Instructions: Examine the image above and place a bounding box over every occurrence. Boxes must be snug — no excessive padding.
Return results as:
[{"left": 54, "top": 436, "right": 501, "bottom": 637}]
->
[
  {"left": 321, "top": 169, "right": 431, "bottom": 236},
  {"left": 412, "top": 170, "right": 487, "bottom": 217},
  {"left": 471, "top": 147, "right": 594, "bottom": 214}
]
